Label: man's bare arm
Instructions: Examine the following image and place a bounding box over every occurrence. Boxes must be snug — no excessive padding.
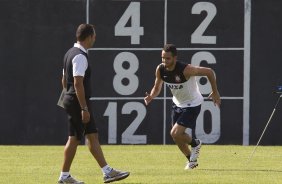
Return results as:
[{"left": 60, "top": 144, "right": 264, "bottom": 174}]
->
[
  {"left": 144, "top": 65, "right": 164, "bottom": 106},
  {"left": 184, "top": 64, "right": 221, "bottom": 107}
]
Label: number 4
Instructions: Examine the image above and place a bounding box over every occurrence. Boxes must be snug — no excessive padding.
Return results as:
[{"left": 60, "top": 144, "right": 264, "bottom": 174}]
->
[{"left": 115, "top": 2, "right": 144, "bottom": 44}]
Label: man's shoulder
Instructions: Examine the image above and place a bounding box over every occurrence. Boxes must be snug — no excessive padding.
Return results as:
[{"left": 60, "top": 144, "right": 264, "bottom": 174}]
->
[
  {"left": 156, "top": 63, "right": 165, "bottom": 71},
  {"left": 66, "top": 47, "right": 87, "bottom": 58},
  {"left": 176, "top": 61, "right": 188, "bottom": 66},
  {"left": 175, "top": 61, "right": 189, "bottom": 72}
]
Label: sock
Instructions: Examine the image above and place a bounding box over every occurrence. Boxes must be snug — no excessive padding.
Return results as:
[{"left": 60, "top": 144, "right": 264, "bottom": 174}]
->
[
  {"left": 190, "top": 139, "right": 199, "bottom": 147},
  {"left": 59, "top": 172, "right": 70, "bottom": 180},
  {"left": 102, "top": 165, "right": 112, "bottom": 174}
]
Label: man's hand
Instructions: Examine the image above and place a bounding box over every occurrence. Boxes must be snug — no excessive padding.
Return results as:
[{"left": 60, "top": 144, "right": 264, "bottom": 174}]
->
[
  {"left": 208, "top": 91, "right": 221, "bottom": 107},
  {"left": 144, "top": 92, "right": 153, "bottom": 106},
  {"left": 81, "top": 110, "right": 90, "bottom": 123}
]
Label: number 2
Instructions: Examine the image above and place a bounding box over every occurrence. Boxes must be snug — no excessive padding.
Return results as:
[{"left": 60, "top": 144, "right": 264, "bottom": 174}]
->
[{"left": 191, "top": 2, "right": 217, "bottom": 44}]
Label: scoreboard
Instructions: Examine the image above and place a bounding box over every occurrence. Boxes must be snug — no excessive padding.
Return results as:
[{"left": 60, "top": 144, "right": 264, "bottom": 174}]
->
[{"left": 87, "top": 0, "right": 251, "bottom": 145}]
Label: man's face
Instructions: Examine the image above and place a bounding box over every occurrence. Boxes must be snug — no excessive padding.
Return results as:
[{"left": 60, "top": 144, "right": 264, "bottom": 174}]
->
[
  {"left": 89, "top": 34, "right": 96, "bottom": 47},
  {"left": 85, "top": 34, "right": 96, "bottom": 49},
  {"left": 161, "top": 50, "right": 176, "bottom": 68}
]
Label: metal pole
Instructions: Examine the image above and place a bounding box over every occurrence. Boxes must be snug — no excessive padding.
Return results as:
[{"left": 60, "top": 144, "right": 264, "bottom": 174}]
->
[{"left": 246, "top": 94, "right": 282, "bottom": 164}]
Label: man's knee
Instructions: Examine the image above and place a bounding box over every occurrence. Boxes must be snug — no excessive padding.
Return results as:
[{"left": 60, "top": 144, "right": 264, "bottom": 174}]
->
[
  {"left": 170, "top": 129, "right": 180, "bottom": 140},
  {"left": 86, "top": 133, "right": 99, "bottom": 144},
  {"left": 68, "top": 136, "right": 80, "bottom": 145}
]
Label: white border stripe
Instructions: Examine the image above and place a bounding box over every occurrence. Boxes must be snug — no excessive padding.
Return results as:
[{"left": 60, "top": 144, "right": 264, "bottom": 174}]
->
[
  {"left": 86, "top": 0, "right": 89, "bottom": 24},
  {"left": 243, "top": 0, "right": 251, "bottom": 146},
  {"left": 163, "top": 0, "right": 168, "bottom": 145},
  {"left": 88, "top": 48, "right": 244, "bottom": 51},
  {"left": 90, "top": 97, "right": 244, "bottom": 100}
]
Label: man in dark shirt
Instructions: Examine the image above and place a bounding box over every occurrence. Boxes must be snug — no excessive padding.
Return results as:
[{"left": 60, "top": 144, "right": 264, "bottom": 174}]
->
[{"left": 58, "top": 24, "right": 129, "bottom": 184}]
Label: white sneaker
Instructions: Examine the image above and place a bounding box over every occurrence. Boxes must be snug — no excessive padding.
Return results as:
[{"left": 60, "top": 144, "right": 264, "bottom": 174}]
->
[
  {"left": 58, "top": 175, "right": 84, "bottom": 184},
  {"left": 184, "top": 161, "right": 198, "bottom": 170},
  {"left": 103, "top": 168, "right": 130, "bottom": 183},
  {"left": 190, "top": 139, "right": 202, "bottom": 162}
]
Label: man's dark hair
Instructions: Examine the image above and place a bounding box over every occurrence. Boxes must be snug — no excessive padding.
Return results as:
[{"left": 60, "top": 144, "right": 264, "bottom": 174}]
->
[
  {"left": 163, "top": 44, "right": 177, "bottom": 56},
  {"left": 76, "top": 24, "right": 95, "bottom": 41}
]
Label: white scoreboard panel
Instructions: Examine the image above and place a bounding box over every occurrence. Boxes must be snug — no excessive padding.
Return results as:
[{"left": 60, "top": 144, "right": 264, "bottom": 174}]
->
[{"left": 87, "top": 0, "right": 251, "bottom": 145}]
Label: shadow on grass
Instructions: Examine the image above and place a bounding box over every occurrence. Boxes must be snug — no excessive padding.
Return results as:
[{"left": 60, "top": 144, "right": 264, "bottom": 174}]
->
[{"left": 198, "top": 169, "right": 282, "bottom": 173}]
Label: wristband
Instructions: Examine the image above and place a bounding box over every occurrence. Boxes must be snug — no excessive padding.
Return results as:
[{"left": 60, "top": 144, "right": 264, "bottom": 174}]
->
[{"left": 81, "top": 107, "right": 88, "bottom": 112}]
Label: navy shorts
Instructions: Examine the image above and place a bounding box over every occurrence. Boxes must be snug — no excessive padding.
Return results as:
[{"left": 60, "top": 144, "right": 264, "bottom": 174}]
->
[
  {"left": 171, "top": 103, "right": 201, "bottom": 129},
  {"left": 63, "top": 94, "right": 98, "bottom": 141}
]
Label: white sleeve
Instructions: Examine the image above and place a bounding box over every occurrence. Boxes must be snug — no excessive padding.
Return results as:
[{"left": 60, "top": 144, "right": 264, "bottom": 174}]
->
[{"left": 72, "top": 54, "right": 88, "bottom": 77}]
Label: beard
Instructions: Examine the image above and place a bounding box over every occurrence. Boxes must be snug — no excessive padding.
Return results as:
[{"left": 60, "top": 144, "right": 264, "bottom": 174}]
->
[{"left": 163, "top": 61, "right": 174, "bottom": 68}]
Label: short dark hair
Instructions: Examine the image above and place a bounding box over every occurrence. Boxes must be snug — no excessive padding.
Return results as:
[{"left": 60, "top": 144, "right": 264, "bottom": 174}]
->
[
  {"left": 163, "top": 44, "right": 177, "bottom": 56},
  {"left": 76, "top": 24, "right": 95, "bottom": 41}
]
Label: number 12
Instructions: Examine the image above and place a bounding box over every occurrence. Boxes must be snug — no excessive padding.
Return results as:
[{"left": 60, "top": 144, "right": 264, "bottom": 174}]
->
[{"left": 104, "top": 102, "right": 147, "bottom": 144}]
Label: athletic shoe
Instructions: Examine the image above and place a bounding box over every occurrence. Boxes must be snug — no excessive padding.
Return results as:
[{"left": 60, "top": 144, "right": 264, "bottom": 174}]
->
[
  {"left": 184, "top": 161, "right": 198, "bottom": 170},
  {"left": 190, "top": 139, "right": 202, "bottom": 162},
  {"left": 103, "top": 168, "right": 130, "bottom": 183},
  {"left": 58, "top": 175, "right": 84, "bottom": 184}
]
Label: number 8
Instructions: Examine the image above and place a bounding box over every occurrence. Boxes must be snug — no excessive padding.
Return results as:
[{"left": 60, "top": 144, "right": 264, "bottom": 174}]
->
[{"left": 113, "top": 52, "right": 139, "bottom": 95}]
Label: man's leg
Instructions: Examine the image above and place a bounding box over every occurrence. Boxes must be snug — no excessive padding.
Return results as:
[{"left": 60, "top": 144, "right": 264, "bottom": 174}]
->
[
  {"left": 177, "top": 143, "right": 191, "bottom": 158},
  {"left": 58, "top": 136, "right": 85, "bottom": 183},
  {"left": 170, "top": 123, "right": 192, "bottom": 157},
  {"left": 170, "top": 123, "right": 201, "bottom": 170},
  {"left": 85, "top": 133, "right": 107, "bottom": 168},
  {"left": 62, "top": 136, "right": 80, "bottom": 172},
  {"left": 86, "top": 133, "right": 130, "bottom": 183}
]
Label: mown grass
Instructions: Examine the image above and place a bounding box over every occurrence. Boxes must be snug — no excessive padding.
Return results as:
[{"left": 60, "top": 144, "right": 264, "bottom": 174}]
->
[{"left": 0, "top": 145, "right": 281, "bottom": 184}]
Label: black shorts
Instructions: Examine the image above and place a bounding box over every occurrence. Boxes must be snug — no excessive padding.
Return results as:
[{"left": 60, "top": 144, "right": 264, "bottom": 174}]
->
[
  {"left": 63, "top": 94, "right": 98, "bottom": 141},
  {"left": 171, "top": 103, "right": 201, "bottom": 129}
]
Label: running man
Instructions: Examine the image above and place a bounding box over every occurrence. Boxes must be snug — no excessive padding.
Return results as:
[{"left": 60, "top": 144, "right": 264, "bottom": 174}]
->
[{"left": 144, "top": 44, "right": 221, "bottom": 169}]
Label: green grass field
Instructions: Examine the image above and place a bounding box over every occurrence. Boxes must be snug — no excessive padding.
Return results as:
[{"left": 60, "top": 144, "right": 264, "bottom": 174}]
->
[{"left": 0, "top": 145, "right": 281, "bottom": 184}]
